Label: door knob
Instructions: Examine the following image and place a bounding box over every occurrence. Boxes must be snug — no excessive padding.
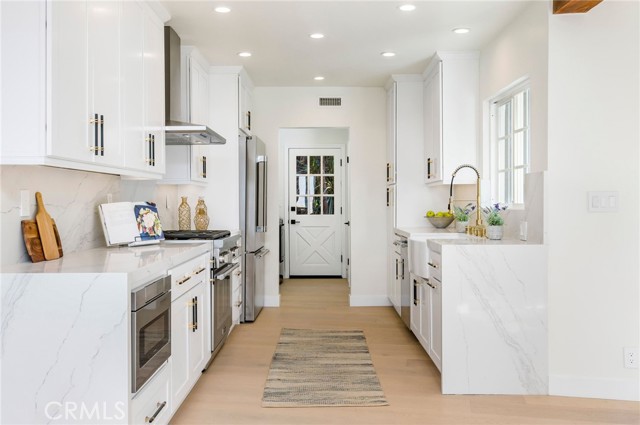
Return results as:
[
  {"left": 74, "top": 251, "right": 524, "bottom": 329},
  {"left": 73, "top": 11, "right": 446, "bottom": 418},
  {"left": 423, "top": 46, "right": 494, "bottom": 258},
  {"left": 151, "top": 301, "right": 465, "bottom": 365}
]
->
[{"left": 290, "top": 219, "right": 299, "bottom": 224}]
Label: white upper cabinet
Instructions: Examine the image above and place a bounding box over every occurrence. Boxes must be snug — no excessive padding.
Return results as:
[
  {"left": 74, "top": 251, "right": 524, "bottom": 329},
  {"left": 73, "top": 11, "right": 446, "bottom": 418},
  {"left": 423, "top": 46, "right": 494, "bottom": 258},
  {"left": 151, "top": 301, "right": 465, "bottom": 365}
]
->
[
  {"left": 0, "top": 0, "right": 166, "bottom": 178},
  {"left": 423, "top": 52, "right": 479, "bottom": 185},
  {"left": 122, "top": 1, "right": 165, "bottom": 174},
  {"left": 160, "top": 47, "right": 210, "bottom": 185},
  {"left": 239, "top": 71, "right": 253, "bottom": 135}
]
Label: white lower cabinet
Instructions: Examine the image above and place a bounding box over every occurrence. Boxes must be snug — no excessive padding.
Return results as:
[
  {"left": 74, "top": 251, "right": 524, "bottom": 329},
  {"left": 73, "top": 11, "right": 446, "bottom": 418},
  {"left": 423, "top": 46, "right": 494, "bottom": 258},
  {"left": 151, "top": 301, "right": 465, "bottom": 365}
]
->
[
  {"left": 171, "top": 281, "right": 208, "bottom": 411},
  {"left": 411, "top": 273, "right": 442, "bottom": 372},
  {"left": 130, "top": 363, "right": 171, "bottom": 425},
  {"left": 169, "top": 252, "right": 210, "bottom": 413}
]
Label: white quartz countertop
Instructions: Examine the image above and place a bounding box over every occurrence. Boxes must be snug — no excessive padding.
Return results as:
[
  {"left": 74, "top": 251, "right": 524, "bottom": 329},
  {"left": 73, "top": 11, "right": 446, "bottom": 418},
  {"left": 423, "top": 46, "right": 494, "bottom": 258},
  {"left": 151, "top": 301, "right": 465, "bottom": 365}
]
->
[
  {"left": 1, "top": 242, "right": 211, "bottom": 289},
  {"left": 427, "top": 237, "right": 540, "bottom": 250},
  {"left": 394, "top": 226, "right": 458, "bottom": 238}
]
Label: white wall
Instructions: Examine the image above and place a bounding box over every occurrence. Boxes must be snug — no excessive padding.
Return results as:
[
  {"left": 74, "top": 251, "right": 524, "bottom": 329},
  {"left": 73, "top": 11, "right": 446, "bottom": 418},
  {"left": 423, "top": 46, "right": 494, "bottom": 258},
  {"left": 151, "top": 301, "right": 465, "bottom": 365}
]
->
[
  {"left": 480, "top": 1, "right": 549, "bottom": 175},
  {"left": 253, "top": 87, "right": 387, "bottom": 307},
  {"left": 547, "top": 0, "right": 639, "bottom": 401}
]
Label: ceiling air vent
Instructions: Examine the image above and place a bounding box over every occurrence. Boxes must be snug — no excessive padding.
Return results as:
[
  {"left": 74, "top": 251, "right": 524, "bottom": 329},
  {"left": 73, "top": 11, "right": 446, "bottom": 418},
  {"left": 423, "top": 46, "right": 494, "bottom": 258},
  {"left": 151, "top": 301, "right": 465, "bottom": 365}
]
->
[{"left": 319, "top": 97, "right": 342, "bottom": 107}]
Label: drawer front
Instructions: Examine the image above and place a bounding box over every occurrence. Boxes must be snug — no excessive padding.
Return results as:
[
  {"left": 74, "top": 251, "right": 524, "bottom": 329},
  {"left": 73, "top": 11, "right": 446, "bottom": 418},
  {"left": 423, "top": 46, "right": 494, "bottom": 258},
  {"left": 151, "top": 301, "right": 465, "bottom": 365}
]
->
[
  {"left": 170, "top": 253, "right": 209, "bottom": 301},
  {"left": 130, "top": 362, "right": 171, "bottom": 425},
  {"left": 427, "top": 250, "right": 442, "bottom": 281}
]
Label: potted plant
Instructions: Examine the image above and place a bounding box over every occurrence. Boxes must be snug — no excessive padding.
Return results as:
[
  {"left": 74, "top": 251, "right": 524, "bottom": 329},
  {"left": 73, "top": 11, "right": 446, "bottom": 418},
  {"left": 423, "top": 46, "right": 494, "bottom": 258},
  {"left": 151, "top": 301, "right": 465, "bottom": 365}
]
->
[
  {"left": 453, "top": 203, "right": 475, "bottom": 233},
  {"left": 482, "top": 203, "right": 508, "bottom": 240}
]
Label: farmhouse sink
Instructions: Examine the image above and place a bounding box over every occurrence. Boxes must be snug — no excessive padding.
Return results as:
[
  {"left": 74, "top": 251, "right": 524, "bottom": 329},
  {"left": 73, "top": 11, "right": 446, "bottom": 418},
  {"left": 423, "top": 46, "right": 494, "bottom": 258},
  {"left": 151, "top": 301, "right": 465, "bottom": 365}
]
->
[{"left": 408, "top": 233, "right": 470, "bottom": 278}]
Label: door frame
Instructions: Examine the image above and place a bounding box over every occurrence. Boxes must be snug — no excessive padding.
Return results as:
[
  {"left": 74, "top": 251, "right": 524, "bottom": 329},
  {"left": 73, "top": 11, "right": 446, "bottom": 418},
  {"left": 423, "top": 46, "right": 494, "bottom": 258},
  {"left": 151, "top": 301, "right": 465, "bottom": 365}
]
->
[{"left": 282, "top": 142, "right": 348, "bottom": 279}]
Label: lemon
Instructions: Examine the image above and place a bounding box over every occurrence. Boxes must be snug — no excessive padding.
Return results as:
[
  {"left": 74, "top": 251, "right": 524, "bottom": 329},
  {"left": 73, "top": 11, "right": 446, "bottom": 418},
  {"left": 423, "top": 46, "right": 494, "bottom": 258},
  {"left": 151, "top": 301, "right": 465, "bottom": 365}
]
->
[
  {"left": 426, "top": 210, "right": 435, "bottom": 217},
  {"left": 435, "top": 212, "right": 444, "bottom": 217}
]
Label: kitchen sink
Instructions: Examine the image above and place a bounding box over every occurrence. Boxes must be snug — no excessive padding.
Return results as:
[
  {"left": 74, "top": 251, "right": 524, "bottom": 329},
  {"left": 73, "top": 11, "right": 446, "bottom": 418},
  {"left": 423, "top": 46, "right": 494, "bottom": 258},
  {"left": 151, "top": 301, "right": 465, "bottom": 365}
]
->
[{"left": 408, "top": 233, "right": 470, "bottom": 278}]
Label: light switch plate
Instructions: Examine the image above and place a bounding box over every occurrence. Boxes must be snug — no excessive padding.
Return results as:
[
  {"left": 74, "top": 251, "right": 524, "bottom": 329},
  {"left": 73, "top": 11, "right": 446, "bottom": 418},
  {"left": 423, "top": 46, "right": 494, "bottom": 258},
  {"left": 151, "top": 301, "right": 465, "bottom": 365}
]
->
[{"left": 588, "top": 191, "right": 618, "bottom": 212}]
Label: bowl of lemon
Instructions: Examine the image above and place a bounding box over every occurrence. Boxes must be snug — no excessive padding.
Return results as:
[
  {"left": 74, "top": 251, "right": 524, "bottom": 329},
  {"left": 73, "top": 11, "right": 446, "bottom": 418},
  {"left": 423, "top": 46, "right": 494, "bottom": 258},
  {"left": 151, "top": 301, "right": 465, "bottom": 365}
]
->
[{"left": 425, "top": 210, "right": 454, "bottom": 228}]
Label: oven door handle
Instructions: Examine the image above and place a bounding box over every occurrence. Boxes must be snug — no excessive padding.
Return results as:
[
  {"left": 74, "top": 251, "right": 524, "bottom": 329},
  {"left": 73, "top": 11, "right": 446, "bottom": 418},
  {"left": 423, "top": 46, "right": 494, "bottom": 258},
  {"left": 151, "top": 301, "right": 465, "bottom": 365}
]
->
[{"left": 214, "top": 263, "right": 240, "bottom": 281}]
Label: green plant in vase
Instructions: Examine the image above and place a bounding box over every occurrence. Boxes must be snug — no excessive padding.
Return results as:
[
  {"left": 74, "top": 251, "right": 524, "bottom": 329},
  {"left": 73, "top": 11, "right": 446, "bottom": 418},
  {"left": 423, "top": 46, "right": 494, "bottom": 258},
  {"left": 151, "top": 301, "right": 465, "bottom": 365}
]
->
[
  {"left": 453, "top": 203, "right": 475, "bottom": 233},
  {"left": 482, "top": 203, "right": 508, "bottom": 239}
]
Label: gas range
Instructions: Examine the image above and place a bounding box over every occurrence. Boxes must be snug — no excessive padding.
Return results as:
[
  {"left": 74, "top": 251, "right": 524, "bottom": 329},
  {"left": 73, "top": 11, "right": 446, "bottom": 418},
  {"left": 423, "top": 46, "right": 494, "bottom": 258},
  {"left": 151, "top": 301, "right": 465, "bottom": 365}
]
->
[
  {"left": 163, "top": 230, "right": 239, "bottom": 250},
  {"left": 163, "top": 229, "right": 231, "bottom": 240}
]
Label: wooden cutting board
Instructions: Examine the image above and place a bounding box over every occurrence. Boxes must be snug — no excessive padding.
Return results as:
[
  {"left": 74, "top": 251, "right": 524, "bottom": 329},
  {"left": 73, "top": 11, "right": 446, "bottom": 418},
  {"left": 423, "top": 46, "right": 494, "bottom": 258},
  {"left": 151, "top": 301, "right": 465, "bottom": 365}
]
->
[
  {"left": 22, "top": 219, "right": 63, "bottom": 263},
  {"left": 35, "top": 192, "right": 60, "bottom": 260}
]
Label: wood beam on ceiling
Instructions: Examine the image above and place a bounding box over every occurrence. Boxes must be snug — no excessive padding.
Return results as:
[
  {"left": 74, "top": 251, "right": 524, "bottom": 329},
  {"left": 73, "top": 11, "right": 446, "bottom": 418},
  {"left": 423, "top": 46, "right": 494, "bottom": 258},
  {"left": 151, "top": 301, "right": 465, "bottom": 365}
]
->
[{"left": 553, "top": 0, "right": 604, "bottom": 14}]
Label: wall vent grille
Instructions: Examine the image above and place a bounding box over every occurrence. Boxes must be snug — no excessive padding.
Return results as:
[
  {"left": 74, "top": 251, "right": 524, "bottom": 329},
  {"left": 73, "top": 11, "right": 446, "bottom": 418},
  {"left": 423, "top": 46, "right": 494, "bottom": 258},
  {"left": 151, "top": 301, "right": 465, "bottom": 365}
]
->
[{"left": 319, "top": 97, "right": 342, "bottom": 106}]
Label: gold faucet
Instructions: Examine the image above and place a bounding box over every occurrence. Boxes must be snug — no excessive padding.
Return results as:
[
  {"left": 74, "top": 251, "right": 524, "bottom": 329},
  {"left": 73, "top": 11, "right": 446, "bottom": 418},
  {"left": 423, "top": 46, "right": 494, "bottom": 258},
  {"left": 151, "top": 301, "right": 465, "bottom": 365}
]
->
[{"left": 448, "top": 164, "right": 486, "bottom": 238}]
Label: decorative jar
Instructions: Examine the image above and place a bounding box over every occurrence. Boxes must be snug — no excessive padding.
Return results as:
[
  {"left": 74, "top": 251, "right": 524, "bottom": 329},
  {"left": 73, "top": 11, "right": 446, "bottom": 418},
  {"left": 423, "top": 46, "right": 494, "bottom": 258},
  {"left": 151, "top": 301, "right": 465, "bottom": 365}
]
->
[
  {"left": 178, "top": 197, "right": 191, "bottom": 230},
  {"left": 194, "top": 197, "right": 210, "bottom": 231}
]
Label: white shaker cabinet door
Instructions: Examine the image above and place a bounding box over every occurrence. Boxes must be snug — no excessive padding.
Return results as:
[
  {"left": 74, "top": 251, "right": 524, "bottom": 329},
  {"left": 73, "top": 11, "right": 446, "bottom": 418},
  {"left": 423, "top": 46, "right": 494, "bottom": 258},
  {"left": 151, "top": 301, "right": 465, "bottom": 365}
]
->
[
  {"left": 143, "top": 10, "right": 166, "bottom": 173},
  {"left": 121, "top": 0, "right": 146, "bottom": 172},
  {"left": 171, "top": 291, "right": 191, "bottom": 411},
  {"left": 87, "top": 0, "right": 121, "bottom": 166},
  {"left": 430, "top": 276, "right": 443, "bottom": 371},
  {"left": 48, "top": 0, "right": 90, "bottom": 163},
  {"left": 188, "top": 282, "right": 207, "bottom": 379}
]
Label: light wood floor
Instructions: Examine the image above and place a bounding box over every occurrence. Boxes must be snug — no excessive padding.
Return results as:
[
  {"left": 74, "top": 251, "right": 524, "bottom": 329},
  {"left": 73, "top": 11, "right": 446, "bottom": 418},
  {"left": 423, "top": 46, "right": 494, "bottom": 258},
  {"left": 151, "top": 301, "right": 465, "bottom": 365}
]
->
[{"left": 171, "top": 278, "right": 639, "bottom": 425}]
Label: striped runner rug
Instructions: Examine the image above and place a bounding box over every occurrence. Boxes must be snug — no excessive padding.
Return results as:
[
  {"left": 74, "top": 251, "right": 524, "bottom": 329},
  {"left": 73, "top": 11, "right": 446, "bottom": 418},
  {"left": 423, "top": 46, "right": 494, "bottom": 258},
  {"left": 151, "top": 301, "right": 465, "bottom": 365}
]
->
[{"left": 262, "top": 328, "right": 389, "bottom": 407}]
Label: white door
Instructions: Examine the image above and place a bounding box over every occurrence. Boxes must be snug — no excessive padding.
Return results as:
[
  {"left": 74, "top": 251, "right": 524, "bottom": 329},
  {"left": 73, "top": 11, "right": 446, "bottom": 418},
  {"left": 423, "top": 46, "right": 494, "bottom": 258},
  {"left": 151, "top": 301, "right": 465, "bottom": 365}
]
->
[{"left": 289, "top": 148, "right": 343, "bottom": 276}]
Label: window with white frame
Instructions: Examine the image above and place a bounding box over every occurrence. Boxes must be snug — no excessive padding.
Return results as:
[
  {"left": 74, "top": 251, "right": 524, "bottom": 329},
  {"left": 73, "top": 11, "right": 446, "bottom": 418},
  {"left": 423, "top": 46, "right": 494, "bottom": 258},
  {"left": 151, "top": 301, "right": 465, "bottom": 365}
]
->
[{"left": 492, "top": 85, "right": 530, "bottom": 206}]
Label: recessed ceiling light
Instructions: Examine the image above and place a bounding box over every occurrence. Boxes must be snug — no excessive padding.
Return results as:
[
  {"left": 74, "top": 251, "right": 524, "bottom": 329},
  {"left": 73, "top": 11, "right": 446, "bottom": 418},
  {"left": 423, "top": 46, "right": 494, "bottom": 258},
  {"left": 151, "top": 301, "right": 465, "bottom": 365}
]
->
[
  {"left": 238, "top": 52, "right": 252, "bottom": 58},
  {"left": 310, "top": 33, "right": 325, "bottom": 39},
  {"left": 398, "top": 4, "right": 416, "bottom": 12},
  {"left": 453, "top": 28, "right": 470, "bottom": 34},
  {"left": 214, "top": 6, "right": 230, "bottom": 13},
  {"left": 314, "top": 76, "right": 325, "bottom": 81},
  {"left": 381, "top": 52, "right": 396, "bottom": 57}
]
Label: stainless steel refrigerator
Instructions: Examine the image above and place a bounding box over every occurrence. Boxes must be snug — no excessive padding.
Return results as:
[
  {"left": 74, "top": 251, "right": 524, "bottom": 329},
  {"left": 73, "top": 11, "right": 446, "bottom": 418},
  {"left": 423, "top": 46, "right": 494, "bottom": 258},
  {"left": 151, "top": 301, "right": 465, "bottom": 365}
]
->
[{"left": 239, "top": 131, "right": 269, "bottom": 322}]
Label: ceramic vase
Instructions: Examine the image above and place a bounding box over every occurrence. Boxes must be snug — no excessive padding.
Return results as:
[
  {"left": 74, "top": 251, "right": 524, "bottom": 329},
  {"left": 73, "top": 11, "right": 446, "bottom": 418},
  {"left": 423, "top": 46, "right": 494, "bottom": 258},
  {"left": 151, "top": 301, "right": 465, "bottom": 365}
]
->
[
  {"left": 194, "top": 197, "right": 210, "bottom": 231},
  {"left": 178, "top": 197, "right": 191, "bottom": 230},
  {"left": 455, "top": 220, "right": 468, "bottom": 233},
  {"left": 486, "top": 225, "right": 504, "bottom": 240}
]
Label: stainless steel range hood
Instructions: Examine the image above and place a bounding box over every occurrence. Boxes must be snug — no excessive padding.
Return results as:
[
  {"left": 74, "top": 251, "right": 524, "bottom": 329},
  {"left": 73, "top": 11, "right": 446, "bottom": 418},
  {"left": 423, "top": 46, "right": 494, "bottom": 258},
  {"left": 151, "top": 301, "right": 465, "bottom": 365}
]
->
[{"left": 164, "top": 27, "right": 225, "bottom": 145}]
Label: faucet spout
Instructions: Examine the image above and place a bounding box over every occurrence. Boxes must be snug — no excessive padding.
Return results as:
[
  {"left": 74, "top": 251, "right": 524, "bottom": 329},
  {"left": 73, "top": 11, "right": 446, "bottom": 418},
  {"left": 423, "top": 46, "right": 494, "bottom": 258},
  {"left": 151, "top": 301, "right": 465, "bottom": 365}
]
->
[{"left": 449, "top": 164, "right": 486, "bottom": 237}]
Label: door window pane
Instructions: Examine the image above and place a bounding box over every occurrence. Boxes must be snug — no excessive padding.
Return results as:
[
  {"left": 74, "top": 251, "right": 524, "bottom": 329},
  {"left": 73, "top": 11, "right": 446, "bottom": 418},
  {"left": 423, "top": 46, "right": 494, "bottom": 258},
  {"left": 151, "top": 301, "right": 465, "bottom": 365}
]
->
[
  {"left": 323, "top": 196, "right": 334, "bottom": 215},
  {"left": 311, "top": 197, "right": 321, "bottom": 215},
  {"left": 309, "top": 156, "right": 321, "bottom": 174},
  {"left": 309, "top": 175, "right": 321, "bottom": 194},
  {"left": 323, "top": 156, "right": 334, "bottom": 174},
  {"left": 296, "top": 156, "right": 307, "bottom": 175},
  {"left": 323, "top": 176, "right": 334, "bottom": 194},
  {"left": 296, "top": 176, "right": 307, "bottom": 195},
  {"left": 295, "top": 196, "right": 308, "bottom": 215}
]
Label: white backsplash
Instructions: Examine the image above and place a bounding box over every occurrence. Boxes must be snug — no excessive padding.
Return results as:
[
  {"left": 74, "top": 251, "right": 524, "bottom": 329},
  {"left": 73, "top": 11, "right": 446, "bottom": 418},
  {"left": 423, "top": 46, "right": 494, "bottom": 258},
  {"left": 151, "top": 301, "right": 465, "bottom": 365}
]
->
[
  {"left": 498, "top": 171, "right": 545, "bottom": 243},
  {"left": 0, "top": 166, "right": 121, "bottom": 266},
  {"left": 0, "top": 166, "right": 200, "bottom": 267}
]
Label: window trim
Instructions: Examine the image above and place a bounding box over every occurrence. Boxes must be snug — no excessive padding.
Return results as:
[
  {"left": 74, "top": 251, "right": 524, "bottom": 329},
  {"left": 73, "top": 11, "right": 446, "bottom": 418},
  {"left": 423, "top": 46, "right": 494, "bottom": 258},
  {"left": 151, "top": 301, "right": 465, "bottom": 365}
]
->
[{"left": 489, "top": 79, "right": 530, "bottom": 209}]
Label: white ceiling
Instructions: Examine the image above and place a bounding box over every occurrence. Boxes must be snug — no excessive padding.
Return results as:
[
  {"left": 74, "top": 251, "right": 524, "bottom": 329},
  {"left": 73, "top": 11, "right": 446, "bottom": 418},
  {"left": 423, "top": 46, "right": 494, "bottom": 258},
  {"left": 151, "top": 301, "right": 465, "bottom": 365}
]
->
[{"left": 161, "top": 1, "right": 533, "bottom": 87}]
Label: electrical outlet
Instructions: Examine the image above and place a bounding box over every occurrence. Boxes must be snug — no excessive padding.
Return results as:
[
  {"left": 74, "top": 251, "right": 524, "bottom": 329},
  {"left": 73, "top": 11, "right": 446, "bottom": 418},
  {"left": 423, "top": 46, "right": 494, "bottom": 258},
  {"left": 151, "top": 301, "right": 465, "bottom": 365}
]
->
[{"left": 624, "top": 347, "right": 638, "bottom": 369}]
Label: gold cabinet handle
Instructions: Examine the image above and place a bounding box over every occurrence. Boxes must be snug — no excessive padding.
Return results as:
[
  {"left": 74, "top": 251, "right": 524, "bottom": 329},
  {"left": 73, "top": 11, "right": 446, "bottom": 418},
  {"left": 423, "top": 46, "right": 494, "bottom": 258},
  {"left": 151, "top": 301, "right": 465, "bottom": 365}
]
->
[{"left": 428, "top": 261, "right": 438, "bottom": 269}]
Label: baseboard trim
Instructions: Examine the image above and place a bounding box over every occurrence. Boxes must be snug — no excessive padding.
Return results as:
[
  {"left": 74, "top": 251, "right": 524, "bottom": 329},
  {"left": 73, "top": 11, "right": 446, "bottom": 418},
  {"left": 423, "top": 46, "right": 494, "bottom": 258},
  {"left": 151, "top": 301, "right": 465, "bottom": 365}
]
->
[
  {"left": 264, "top": 295, "right": 280, "bottom": 307},
  {"left": 349, "top": 295, "right": 392, "bottom": 307},
  {"left": 549, "top": 374, "right": 639, "bottom": 401}
]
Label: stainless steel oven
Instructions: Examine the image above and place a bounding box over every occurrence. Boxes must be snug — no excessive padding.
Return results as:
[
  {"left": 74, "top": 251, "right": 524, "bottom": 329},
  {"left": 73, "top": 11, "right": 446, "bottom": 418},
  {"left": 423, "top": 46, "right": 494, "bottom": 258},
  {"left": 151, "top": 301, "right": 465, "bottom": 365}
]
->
[{"left": 131, "top": 275, "right": 171, "bottom": 393}]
